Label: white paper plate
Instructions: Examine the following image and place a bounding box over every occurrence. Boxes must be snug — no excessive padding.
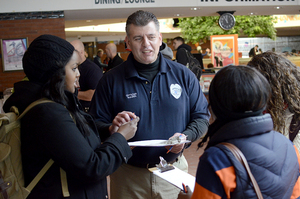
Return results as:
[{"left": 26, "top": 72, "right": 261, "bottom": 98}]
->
[{"left": 128, "top": 139, "right": 191, "bottom": 147}]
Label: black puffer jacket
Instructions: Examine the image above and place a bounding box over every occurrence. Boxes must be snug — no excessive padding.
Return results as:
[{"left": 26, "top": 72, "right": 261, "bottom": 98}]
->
[
  {"left": 3, "top": 81, "right": 132, "bottom": 199},
  {"left": 211, "top": 114, "right": 299, "bottom": 198}
]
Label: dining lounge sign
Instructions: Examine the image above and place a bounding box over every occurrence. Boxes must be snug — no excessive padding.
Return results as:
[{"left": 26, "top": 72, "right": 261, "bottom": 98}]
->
[{"left": 95, "top": 0, "right": 155, "bottom": 4}]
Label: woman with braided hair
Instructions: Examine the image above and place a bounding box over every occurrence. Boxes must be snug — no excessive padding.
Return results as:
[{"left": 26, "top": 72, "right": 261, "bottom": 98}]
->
[{"left": 248, "top": 51, "right": 300, "bottom": 153}]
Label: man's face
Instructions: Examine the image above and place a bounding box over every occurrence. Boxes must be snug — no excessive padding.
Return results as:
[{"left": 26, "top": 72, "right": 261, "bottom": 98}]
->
[
  {"left": 125, "top": 21, "right": 162, "bottom": 64},
  {"left": 105, "top": 47, "right": 111, "bottom": 59},
  {"left": 172, "top": 40, "right": 182, "bottom": 50}
]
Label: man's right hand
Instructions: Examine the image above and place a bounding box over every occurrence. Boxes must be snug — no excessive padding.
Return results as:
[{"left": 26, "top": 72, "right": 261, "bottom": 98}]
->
[
  {"left": 177, "top": 185, "right": 192, "bottom": 199},
  {"left": 117, "top": 117, "right": 139, "bottom": 140}
]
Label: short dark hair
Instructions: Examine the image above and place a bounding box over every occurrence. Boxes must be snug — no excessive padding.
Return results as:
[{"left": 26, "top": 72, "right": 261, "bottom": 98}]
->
[
  {"left": 209, "top": 65, "right": 270, "bottom": 120},
  {"left": 207, "top": 63, "right": 214, "bottom": 68},
  {"left": 173, "top": 36, "right": 184, "bottom": 43},
  {"left": 126, "top": 10, "right": 159, "bottom": 35},
  {"left": 198, "top": 65, "right": 271, "bottom": 148}
]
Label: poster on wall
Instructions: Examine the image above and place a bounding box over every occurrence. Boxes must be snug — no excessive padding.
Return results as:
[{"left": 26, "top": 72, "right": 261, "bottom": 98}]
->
[
  {"left": 210, "top": 34, "right": 239, "bottom": 68},
  {"left": 1, "top": 38, "right": 28, "bottom": 72}
]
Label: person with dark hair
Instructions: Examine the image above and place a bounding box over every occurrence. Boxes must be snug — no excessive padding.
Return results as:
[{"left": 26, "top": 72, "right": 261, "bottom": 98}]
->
[
  {"left": 3, "top": 34, "right": 139, "bottom": 199},
  {"left": 207, "top": 63, "right": 214, "bottom": 68},
  {"left": 248, "top": 44, "right": 258, "bottom": 57},
  {"left": 70, "top": 40, "right": 102, "bottom": 112},
  {"left": 178, "top": 65, "right": 300, "bottom": 199},
  {"left": 193, "top": 46, "right": 211, "bottom": 69},
  {"left": 248, "top": 51, "right": 300, "bottom": 154},
  {"left": 90, "top": 10, "right": 210, "bottom": 199},
  {"left": 257, "top": 48, "right": 263, "bottom": 54},
  {"left": 173, "top": 36, "right": 191, "bottom": 65}
]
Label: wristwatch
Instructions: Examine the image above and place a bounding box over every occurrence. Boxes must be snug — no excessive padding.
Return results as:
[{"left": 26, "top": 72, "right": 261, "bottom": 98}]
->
[{"left": 218, "top": 13, "right": 236, "bottom": 30}]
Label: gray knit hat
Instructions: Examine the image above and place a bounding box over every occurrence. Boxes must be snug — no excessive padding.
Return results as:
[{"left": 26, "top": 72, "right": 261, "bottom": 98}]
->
[{"left": 23, "top": 34, "right": 74, "bottom": 84}]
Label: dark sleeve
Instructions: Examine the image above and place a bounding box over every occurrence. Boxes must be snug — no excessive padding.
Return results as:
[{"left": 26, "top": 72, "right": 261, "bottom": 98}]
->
[
  {"left": 100, "top": 62, "right": 108, "bottom": 68},
  {"left": 94, "top": 57, "right": 101, "bottom": 67},
  {"left": 182, "top": 69, "right": 210, "bottom": 142},
  {"left": 94, "top": 57, "right": 108, "bottom": 68},
  {"left": 83, "top": 62, "right": 103, "bottom": 90},
  {"left": 182, "top": 118, "right": 209, "bottom": 142},
  {"left": 94, "top": 119, "right": 112, "bottom": 141},
  {"left": 114, "top": 57, "right": 124, "bottom": 68},
  {"left": 176, "top": 48, "right": 188, "bottom": 66},
  {"left": 249, "top": 48, "right": 254, "bottom": 57},
  {"left": 22, "top": 103, "right": 132, "bottom": 183},
  {"left": 195, "top": 53, "right": 204, "bottom": 69}
]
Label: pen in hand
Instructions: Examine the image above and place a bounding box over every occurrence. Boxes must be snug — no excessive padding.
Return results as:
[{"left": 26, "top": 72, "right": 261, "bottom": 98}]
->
[
  {"left": 166, "top": 146, "right": 173, "bottom": 154},
  {"left": 182, "top": 183, "right": 187, "bottom": 193}
]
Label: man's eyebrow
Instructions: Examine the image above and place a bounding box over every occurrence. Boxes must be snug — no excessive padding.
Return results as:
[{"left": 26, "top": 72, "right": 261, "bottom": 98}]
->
[
  {"left": 133, "top": 34, "right": 156, "bottom": 38},
  {"left": 133, "top": 35, "right": 142, "bottom": 39}
]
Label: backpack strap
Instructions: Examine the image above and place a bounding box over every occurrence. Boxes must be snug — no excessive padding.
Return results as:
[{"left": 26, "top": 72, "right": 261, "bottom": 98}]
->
[
  {"left": 17, "top": 98, "right": 54, "bottom": 120},
  {"left": 26, "top": 159, "right": 54, "bottom": 192},
  {"left": 183, "top": 49, "right": 191, "bottom": 68},
  {"left": 60, "top": 168, "right": 70, "bottom": 197}
]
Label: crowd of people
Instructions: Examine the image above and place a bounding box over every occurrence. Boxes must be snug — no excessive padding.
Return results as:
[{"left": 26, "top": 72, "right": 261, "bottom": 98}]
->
[{"left": 2, "top": 9, "right": 300, "bottom": 199}]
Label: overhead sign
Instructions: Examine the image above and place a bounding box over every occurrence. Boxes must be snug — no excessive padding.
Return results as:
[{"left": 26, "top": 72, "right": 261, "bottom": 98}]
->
[{"left": 0, "top": 0, "right": 299, "bottom": 13}]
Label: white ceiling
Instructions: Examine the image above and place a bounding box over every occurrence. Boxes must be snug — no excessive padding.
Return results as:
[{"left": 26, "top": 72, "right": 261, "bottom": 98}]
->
[{"left": 64, "top": 5, "right": 300, "bottom": 39}]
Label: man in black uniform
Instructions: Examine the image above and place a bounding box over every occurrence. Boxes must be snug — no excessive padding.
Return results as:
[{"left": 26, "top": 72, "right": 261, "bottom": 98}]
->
[
  {"left": 105, "top": 43, "right": 123, "bottom": 72},
  {"left": 71, "top": 40, "right": 102, "bottom": 112}
]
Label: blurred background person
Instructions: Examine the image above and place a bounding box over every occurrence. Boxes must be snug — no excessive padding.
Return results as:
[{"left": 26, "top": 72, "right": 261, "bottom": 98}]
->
[
  {"left": 105, "top": 43, "right": 123, "bottom": 72},
  {"left": 159, "top": 42, "right": 173, "bottom": 60},
  {"left": 173, "top": 36, "right": 191, "bottom": 66},
  {"left": 94, "top": 48, "right": 108, "bottom": 74},
  {"left": 248, "top": 45, "right": 258, "bottom": 57},
  {"left": 71, "top": 40, "right": 102, "bottom": 112}
]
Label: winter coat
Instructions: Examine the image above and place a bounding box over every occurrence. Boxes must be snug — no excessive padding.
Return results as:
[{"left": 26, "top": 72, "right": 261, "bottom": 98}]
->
[
  {"left": 192, "top": 114, "right": 300, "bottom": 199},
  {"left": 3, "top": 81, "right": 132, "bottom": 199}
]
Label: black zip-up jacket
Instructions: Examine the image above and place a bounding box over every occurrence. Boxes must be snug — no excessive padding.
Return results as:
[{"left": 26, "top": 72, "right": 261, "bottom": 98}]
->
[{"left": 4, "top": 81, "right": 132, "bottom": 199}]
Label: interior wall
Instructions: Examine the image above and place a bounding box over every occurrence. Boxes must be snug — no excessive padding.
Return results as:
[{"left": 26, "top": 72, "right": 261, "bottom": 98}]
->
[{"left": 0, "top": 18, "right": 66, "bottom": 94}]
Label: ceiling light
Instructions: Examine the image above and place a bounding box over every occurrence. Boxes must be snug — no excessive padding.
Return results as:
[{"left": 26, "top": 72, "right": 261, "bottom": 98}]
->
[
  {"left": 275, "top": 6, "right": 281, "bottom": 10},
  {"left": 191, "top": 8, "right": 197, "bottom": 11},
  {"left": 86, "top": 20, "right": 92, "bottom": 22},
  {"left": 175, "top": 14, "right": 180, "bottom": 17}
]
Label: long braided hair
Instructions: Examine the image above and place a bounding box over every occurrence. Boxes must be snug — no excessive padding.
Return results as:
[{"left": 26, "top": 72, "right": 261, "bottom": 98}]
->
[{"left": 248, "top": 51, "right": 300, "bottom": 134}]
